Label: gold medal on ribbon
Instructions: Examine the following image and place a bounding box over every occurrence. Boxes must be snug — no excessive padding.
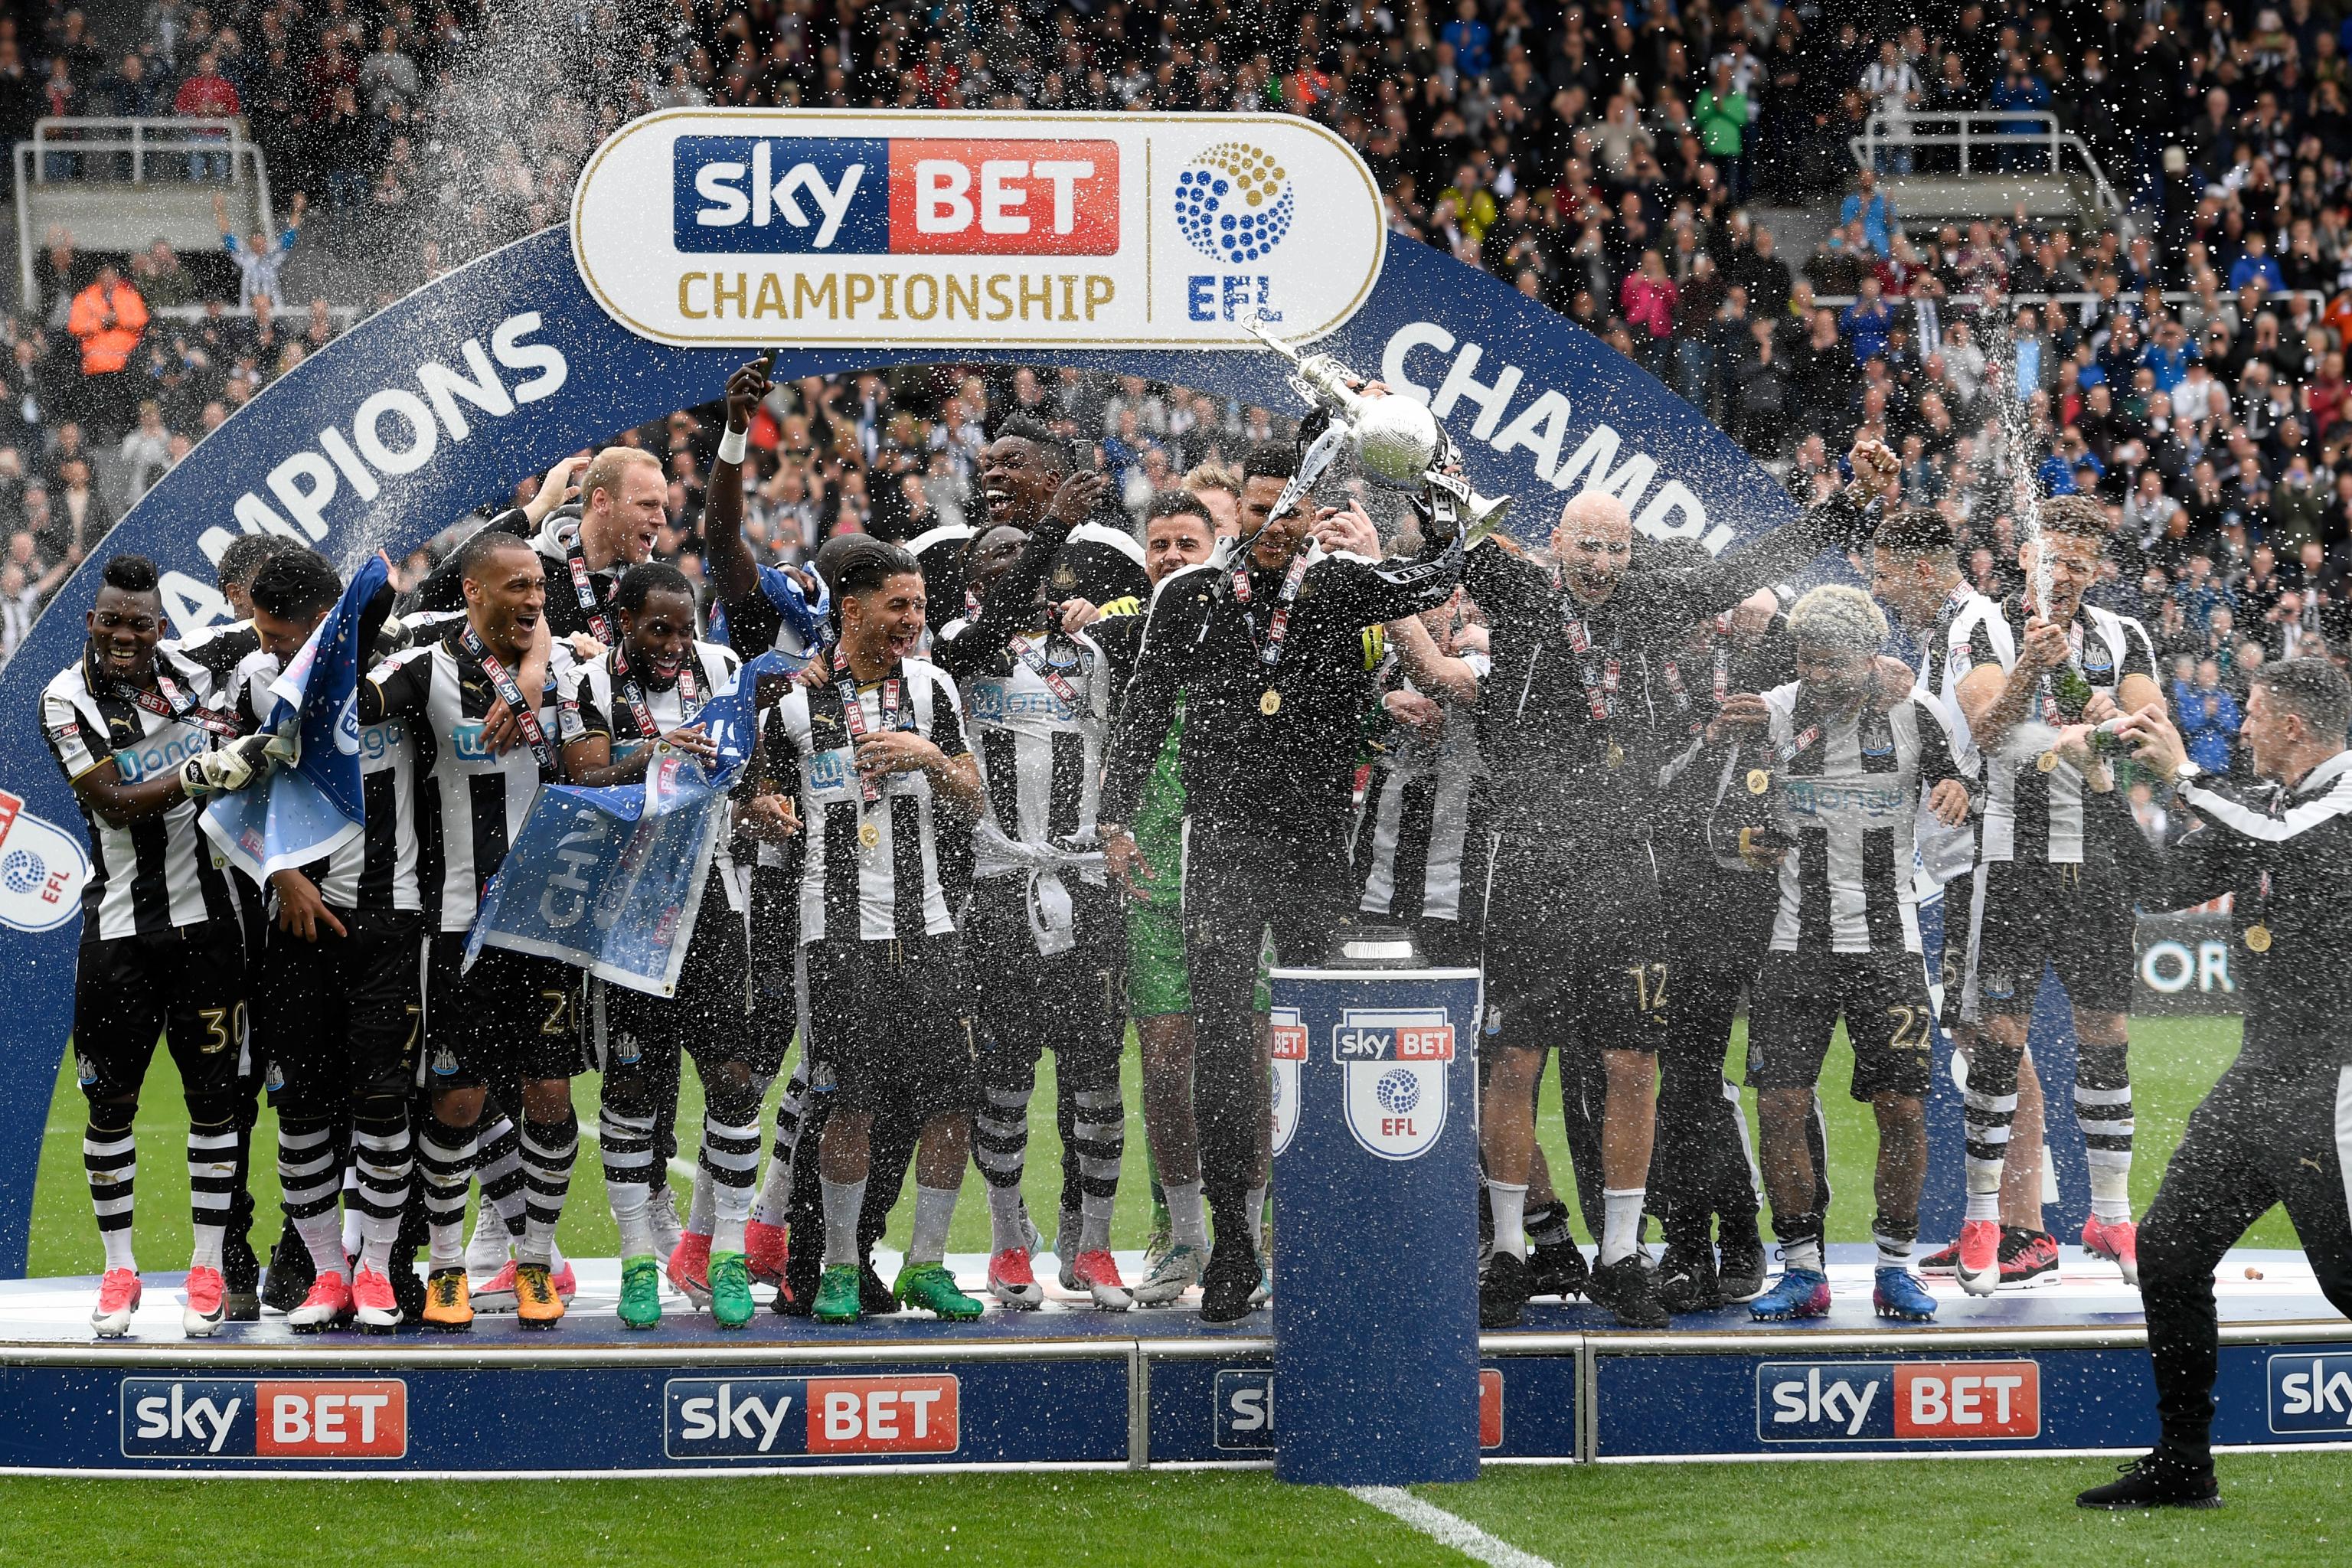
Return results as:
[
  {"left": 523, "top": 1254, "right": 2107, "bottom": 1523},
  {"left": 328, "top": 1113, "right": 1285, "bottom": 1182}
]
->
[
  {"left": 1260, "top": 688, "right": 1282, "bottom": 716},
  {"left": 858, "top": 820, "right": 881, "bottom": 849},
  {"left": 1746, "top": 767, "right": 1770, "bottom": 795},
  {"left": 1606, "top": 741, "right": 1625, "bottom": 769},
  {"left": 2245, "top": 923, "right": 2272, "bottom": 953},
  {"left": 2036, "top": 750, "right": 2061, "bottom": 773}
]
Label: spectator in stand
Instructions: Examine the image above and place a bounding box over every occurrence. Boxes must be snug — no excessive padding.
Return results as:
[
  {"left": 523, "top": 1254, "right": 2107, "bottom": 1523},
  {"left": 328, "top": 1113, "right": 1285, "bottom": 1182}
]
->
[
  {"left": 1841, "top": 273, "right": 1897, "bottom": 368},
  {"left": 172, "top": 47, "right": 240, "bottom": 181},
  {"left": 117, "top": 400, "right": 172, "bottom": 499},
  {"left": 214, "top": 189, "right": 305, "bottom": 309},
  {"left": 2174, "top": 657, "right": 2242, "bottom": 773},
  {"left": 1619, "top": 249, "right": 1678, "bottom": 380},
  {"left": 1841, "top": 168, "right": 1896, "bottom": 258},
  {"left": 359, "top": 27, "right": 421, "bottom": 117},
  {"left": 2230, "top": 230, "right": 2288, "bottom": 295},
  {"left": 66, "top": 262, "right": 148, "bottom": 433}
]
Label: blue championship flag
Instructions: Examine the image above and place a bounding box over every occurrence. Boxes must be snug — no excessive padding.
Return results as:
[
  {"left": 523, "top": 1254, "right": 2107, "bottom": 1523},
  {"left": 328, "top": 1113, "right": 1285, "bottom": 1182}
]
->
[
  {"left": 465, "top": 650, "right": 788, "bottom": 997},
  {"left": 200, "top": 554, "right": 388, "bottom": 882}
]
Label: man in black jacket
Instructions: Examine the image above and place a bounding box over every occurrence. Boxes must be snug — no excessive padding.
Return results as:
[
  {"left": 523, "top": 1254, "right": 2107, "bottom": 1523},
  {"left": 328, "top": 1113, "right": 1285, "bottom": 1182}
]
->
[
  {"left": 2080, "top": 659, "right": 2352, "bottom": 1510},
  {"left": 1100, "top": 442, "right": 1462, "bottom": 1321}
]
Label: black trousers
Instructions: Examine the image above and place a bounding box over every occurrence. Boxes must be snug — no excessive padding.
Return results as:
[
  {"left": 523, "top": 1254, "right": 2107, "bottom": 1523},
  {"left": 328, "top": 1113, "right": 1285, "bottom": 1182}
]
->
[
  {"left": 1184, "top": 825, "right": 1353, "bottom": 1232},
  {"left": 1651, "top": 958, "right": 1769, "bottom": 1247},
  {"left": 2140, "top": 1041, "right": 2352, "bottom": 1459}
]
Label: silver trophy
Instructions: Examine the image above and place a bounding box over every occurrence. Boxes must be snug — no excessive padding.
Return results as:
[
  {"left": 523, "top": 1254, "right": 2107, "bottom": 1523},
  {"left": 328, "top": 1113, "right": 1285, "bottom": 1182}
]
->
[{"left": 1243, "top": 314, "right": 1511, "bottom": 543}]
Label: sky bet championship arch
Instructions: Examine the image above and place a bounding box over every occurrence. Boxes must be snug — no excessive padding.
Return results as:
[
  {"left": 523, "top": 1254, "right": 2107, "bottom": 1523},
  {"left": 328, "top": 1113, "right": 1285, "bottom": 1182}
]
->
[{"left": 0, "top": 111, "right": 2337, "bottom": 1478}]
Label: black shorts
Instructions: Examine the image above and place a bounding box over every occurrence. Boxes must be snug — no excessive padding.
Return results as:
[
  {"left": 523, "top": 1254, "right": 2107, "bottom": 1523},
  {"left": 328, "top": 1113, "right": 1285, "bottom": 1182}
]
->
[
  {"left": 966, "top": 879, "right": 1125, "bottom": 1086},
  {"left": 424, "top": 933, "right": 586, "bottom": 1091},
  {"left": 73, "top": 929, "right": 249, "bottom": 1105},
  {"left": 804, "top": 934, "right": 978, "bottom": 1122},
  {"left": 1482, "top": 838, "right": 1668, "bottom": 1057},
  {"left": 598, "top": 879, "right": 763, "bottom": 1100},
  {"left": 250, "top": 910, "right": 428, "bottom": 1116},
  {"left": 1962, "top": 858, "right": 2135, "bottom": 1022},
  {"left": 1746, "top": 948, "right": 1936, "bottom": 1102}
]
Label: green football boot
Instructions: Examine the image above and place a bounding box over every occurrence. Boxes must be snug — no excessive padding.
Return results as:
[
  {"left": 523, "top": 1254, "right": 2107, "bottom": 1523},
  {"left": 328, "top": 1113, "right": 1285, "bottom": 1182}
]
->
[
  {"left": 708, "top": 1250, "right": 755, "bottom": 1329},
  {"left": 893, "top": 1261, "right": 985, "bottom": 1321},
  {"left": 616, "top": 1255, "right": 662, "bottom": 1330},
  {"left": 812, "top": 1264, "right": 863, "bottom": 1325}
]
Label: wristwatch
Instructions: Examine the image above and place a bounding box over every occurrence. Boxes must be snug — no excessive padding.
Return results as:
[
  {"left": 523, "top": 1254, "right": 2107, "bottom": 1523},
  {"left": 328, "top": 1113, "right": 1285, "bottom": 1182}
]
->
[{"left": 2170, "top": 760, "right": 2203, "bottom": 795}]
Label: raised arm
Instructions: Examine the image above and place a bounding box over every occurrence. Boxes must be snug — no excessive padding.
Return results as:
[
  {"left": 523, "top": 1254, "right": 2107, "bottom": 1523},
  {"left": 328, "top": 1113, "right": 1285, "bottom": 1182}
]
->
[
  {"left": 704, "top": 359, "right": 774, "bottom": 608},
  {"left": 931, "top": 471, "right": 1106, "bottom": 678},
  {"left": 1303, "top": 501, "right": 1465, "bottom": 627}
]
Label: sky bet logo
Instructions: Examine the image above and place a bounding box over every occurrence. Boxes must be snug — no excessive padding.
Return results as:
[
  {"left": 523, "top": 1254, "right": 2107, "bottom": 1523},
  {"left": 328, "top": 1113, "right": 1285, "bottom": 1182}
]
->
[
  {"left": 1215, "top": 1368, "right": 1502, "bottom": 1451},
  {"left": 676, "top": 137, "right": 1118, "bottom": 256},
  {"left": 2270, "top": 1352, "right": 2352, "bottom": 1434},
  {"left": 665, "top": 1375, "right": 959, "bottom": 1460},
  {"left": 1758, "top": 1361, "right": 2039, "bottom": 1442},
  {"left": 121, "top": 1378, "right": 407, "bottom": 1459}
]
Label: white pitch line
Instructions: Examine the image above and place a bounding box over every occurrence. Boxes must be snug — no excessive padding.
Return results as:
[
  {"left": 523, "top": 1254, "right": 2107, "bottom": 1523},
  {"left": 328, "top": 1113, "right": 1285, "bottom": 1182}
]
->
[
  {"left": 1349, "top": 1486, "right": 1560, "bottom": 1568},
  {"left": 573, "top": 1122, "right": 699, "bottom": 1181}
]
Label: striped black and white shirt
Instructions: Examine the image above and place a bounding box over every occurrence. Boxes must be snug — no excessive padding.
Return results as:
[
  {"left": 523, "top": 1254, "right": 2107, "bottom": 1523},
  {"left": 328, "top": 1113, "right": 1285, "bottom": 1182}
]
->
[
  {"left": 936, "top": 616, "right": 1111, "bottom": 851},
  {"left": 762, "top": 655, "right": 969, "bottom": 943},
  {"left": 561, "top": 637, "right": 748, "bottom": 910},
  {"left": 1760, "top": 684, "right": 1967, "bottom": 956},
  {"left": 1958, "top": 596, "right": 2160, "bottom": 865},
  {"left": 225, "top": 647, "right": 423, "bottom": 914},
  {"left": 1915, "top": 580, "right": 2001, "bottom": 763},
  {"left": 41, "top": 647, "right": 243, "bottom": 942},
  {"left": 360, "top": 629, "right": 575, "bottom": 933},
  {"left": 1353, "top": 654, "right": 1491, "bottom": 926}
]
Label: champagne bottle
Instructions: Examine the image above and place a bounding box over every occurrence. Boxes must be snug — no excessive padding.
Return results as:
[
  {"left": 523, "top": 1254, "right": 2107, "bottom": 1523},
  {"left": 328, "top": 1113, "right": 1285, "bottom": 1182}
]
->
[{"left": 2049, "top": 657, "right": 2094, "bottom": 717}]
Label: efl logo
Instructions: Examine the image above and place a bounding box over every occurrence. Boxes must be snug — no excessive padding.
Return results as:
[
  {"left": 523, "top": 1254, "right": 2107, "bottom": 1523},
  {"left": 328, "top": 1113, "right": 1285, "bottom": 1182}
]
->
[
  {"left": 1213, "top": 1367, "right": 1501, "bottom": 1452},
  {"left": 1758, "top": 1361, "right": 2038, "bottom": 1442},
  {"left": 121, "top": 1379, "right": 407, "bottom": 1459},
  {"left": 2270, "top": 1352, "right": 2352, "bottom": 1434},
  {"left": 676, "top": 136, "right": 1118, "bottom": 256},
  {"left": 665, "top": 1375, "right": 959, "bottom": 1460}
]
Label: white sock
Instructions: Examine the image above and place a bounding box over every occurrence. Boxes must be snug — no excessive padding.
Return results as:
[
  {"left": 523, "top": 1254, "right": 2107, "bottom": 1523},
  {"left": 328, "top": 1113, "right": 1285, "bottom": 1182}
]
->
[
  {"left": 985, "top": 1181, "right": 1030, "bottom": 1253},
  {"left": 2087, "top": 1158, "right": 2132, "bottom": 1223},
  {"left": 751, "top": 1152, "right": 793, "bottom": 1230},
  {"left": 1165, "top": 1179, "right": 1208, "bottom": 1250},
  {"left": 1965, "top": 1190, "right": 2001, "bottom": 1223},
  {"left": 1874, "top": 1231, "right": 1915, "bottom": 1270},
  {"left": 1599, "top": 1187, "right": 1645, "bottom": 1266},
  {"left": 819, "top": 1176, "right": 865, "bottom": 1272},
  {"left": 188, "top": 1226, "right": 225, "bottom": 1272},
  {"left": 1487, "top": 1179, "right": 1529, "bottom": 1261},
  {"left": 1080, "top": 1189, "right": 1115, "bottom": 1252},
  {"left": 1785, "top": 1237, "right": 1825, "bottom": 1273},
  {"left": 1244, "top": 1184, "right": 1268, "bottom": 1253},
  {"left": 101, "top": 1227, "right": 136, "bottom": 1273},
  {"left": 688, "top": 1161, "right": 716, "bottom": 1238},
  {"left": 295, "top": 1210, "right": 345, "bottom": 1276},
  {"left": 610, "top": 1181, "right": 655, "bottom": 1261},
  {"left": 357, "top": 1210, "right": 399, "bottom": 1275},
  {"left": 339, "top": 1169, "right": 364, "bottom": 1256},
  {"left": 711, "top": 1171, "right": 753, "bottom": 1256},
  {"left": 909, "top": 1183, "right": 959, "bottom": 1266}
]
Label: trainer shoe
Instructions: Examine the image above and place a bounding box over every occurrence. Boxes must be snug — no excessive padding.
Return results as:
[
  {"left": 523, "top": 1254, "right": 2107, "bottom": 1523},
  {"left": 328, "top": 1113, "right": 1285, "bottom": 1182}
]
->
[
  {"left": 91, "top": 1269, "right": 142, "bottom": 1338},
  {"left": 1918, "top": 1239, "right": 1960, "bottom": 1276},
  {"left": 351, "top": 1266, "right": 401, "bottom": 1333},
  {"left": 1586, "top": 1254, "right": 1672, "bottom": 1329},
  {"left": 709, "top": 1251, "right": 755, "bottom": 1329},
  {"left": 286, "top": 1271, "right": 354, "bottom": 1334},
  {"left": 1954, "top": 1218, "right": 2002, "bottom": 1297},
  {"left": 420, "top": 1267, "right": 473, "bottom": 1331},
  {"left": 1070, "top": 1250, "right": 1133, "bottom": 1311},
  {"left": 183, "top": 1265, "right": 228, "bottom": 1338},
  {"left": 1480, "top": 1250, "right": 1533, "bottom": 1329},
  {"left": 1655, "top": 1243, "right": 1720, "bottom": 1315},
  {"left": 389, "top": 1251, "right": 427, "bottom": 1324},
  {"left": 987, "top": 1247, "right": 1044, "bottom": 1310},
  {"left": 858, "top": 1259, "right": 900, "bottom": 1316},
  {"left": 1716, "top": 1231, "right": 1769, "bottom": 1303},
  {"left": 1200, "top": 1233, "right": 1262, "bottom": 1325},
  {"left": 463, "top": 1218, "right": 511, "bottom": 1280},
  {"left": 1528, "top": 1239, "right": 1590, "bottom": 1301},
  {"left": 1873, "top": 1267, "right": 1938, "bottom": 1321},
  {"left": 617, "top": 1256, "right": 662, "bottom": 1330},
  {"left": 552, "top": 1256, "right": 579, "bottom": 1305},
  {"left": 1750, "top": 1266, "right": 1831, "bottom": 1321},
  {"left": 224, "top": 1230, "right": 262, "bottom": 1322},
  {"left": 1132, "top": 1241, "right": 1205, "bottom": 1306},
  {"left": 514, "top": 1263, "right": 564, "bottom": 1328},
  {"left": 472, "top": 1259, "right": 519, "bottom": 1314},
  {"left": 744, "top": 1217, "right": 789, "bottom": 1284},
  {"left": 648, "top": 1184, "right": 685, "bottom": 1262},
  {"left": 2082, "top": 1214, "right": 2140, "bottom": 1286},
  {"left": 1250, "top": 1260, "right": 1272, "bottom": 1308},
  {"left": 812, "top": 1264, "right": 862, "bottom": 1325},
  {"left": 2001, "top": 1228, "right": 2061, "bottom": 1288},
  {"left": 2078, "top": 1451, "right": 2222, "bottom": 1510},
  {"left": 261, "top": 1218, "right": 312, "bottom": 1314},
  {"left": 667, "top": 1232, "right": 712, "bottom": 1308},
  {"left": 894, "top": 1262, "right": 985, "bottom": 1321}
]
